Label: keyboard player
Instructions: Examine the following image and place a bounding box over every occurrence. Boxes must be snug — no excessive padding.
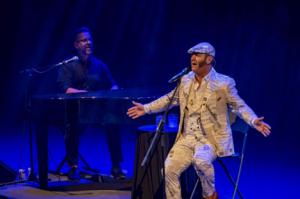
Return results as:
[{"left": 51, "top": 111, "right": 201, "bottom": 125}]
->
[{"left": 57, "top": 27, "right": 125, "bottom": 181}]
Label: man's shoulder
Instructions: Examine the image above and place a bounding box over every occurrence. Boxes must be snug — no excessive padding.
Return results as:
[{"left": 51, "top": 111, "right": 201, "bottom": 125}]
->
[
  {"left": 90, "top": 56, "right": 106, "bottom": 67},
  {"left": 214, "top": 72, "right": 235, "bottom": 87},
  {"left": 213, "top": 70, "right": 235, "bottom": 86}
]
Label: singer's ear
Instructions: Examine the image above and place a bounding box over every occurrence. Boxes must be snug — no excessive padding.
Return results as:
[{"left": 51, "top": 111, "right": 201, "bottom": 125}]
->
[{"left": 206, "top": 56, "right": 213, "bottom": 65}]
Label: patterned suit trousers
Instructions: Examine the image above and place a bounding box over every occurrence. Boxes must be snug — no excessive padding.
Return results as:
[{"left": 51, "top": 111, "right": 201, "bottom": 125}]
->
[{"left": 165, "top": 135, "right": 217, "bottom": 198}]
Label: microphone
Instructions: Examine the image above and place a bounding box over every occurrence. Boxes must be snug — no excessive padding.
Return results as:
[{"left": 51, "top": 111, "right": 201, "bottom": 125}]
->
[
  {"left": 55, "top": 56, "right": 79, "bottom": 66},
  {"left": 168, "top": 66, "right": 191, "bottom": 83}
]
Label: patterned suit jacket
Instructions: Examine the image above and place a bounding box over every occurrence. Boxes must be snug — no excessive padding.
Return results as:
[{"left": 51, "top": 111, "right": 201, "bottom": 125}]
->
[{"left": 144, "top": 68, "right": 257, "bottom": 157}]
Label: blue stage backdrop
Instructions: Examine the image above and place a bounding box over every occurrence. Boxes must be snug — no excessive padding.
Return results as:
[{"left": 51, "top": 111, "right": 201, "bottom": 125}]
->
[{"left": 0, "top": 0, "right": 299, "bottom": 198}]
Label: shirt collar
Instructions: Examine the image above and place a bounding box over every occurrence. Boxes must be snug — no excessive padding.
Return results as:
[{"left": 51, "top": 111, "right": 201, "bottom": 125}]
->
[
  {"left": 193, "top": 67, "right": 214, "bottom": 84},
  {"left": 204, "top": 67, "right": 215, "bottom": 82}
]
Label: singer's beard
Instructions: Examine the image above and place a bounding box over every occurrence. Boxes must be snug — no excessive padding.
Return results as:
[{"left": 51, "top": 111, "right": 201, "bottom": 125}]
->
[
  {"left": 78, "top": 48, "right": 93, "bottom": 59},
  {"left": 191, "top": 60, "right": 206, "bottom": 72}
]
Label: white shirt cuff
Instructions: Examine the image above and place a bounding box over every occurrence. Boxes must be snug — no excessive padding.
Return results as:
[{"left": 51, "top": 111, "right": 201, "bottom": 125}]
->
[
  {"left": 250, "top": 118, "right": 257, "bottom": 127},
  {"left": 143, "top": 104, "right": 151, "bottom": 114}
]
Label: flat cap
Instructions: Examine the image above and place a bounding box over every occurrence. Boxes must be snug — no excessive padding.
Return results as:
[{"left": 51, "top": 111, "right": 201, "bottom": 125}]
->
[{"left": 187, "top": 42, "right": 215, "bottom": 57}]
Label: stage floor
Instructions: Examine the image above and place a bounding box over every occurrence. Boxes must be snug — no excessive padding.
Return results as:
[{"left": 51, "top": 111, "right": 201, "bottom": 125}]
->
[
  {"left": 0, "top": 125, "right": 299, "bottom": 198},
  {"left": 0, "top": 184, "right": 130, "bottom": 199}
]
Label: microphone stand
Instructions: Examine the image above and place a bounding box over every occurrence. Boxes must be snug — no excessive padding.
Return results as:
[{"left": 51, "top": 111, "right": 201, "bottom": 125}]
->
[
  {"left": 19, "top": 62, "right": 67, "bottom": 182},
  {"left": 22, "top": 69, "right": 36, "bottom": 181},
  {"left": 133, "top": 79, "right": 181, "bottom": 199}
]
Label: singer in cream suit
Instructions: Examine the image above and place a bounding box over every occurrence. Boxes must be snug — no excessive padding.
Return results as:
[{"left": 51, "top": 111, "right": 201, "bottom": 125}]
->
[{"left": 127, "top": 42, "right": 271, "bottom": 199}]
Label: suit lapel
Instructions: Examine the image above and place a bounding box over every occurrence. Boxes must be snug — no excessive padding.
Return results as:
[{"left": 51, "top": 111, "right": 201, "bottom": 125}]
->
[
  {"left": 202, "top": 68, "right": 218, "bottom": 106},
  {"left": 181, "top": 73, "right": 194, "bottom": 100}
]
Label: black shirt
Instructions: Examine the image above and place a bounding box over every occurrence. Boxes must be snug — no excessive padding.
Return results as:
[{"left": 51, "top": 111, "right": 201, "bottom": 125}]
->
[{"left": 57, "top": 56, "right": 117, "bottom": 93}]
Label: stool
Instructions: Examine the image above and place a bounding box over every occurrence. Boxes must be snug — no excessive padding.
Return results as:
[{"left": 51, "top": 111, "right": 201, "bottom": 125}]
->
[{"left": 132, "top": 125, "right": 177, "bottom": 199}]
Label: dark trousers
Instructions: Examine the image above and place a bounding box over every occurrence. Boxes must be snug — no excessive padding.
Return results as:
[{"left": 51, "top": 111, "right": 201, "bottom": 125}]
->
[{"left": 64, "top": 101, "right": 123, "bottom": 168}]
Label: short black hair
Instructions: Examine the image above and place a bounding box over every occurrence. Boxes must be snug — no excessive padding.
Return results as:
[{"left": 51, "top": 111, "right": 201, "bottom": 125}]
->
[{"left": 74, "top": 26, "right": 91, "bottom": 41}]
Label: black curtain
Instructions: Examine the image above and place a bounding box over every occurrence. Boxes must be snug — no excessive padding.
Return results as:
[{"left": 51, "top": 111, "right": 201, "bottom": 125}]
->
[{"left": 0, "top": 0, "right": 299, "bottom": 173}]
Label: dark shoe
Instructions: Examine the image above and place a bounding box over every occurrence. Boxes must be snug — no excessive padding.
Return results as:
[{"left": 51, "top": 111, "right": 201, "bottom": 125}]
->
[
  {"left": 205, "top": 192, "right": 218, "bottom": 199},
  {"left": 111, "top": 167, "right": 126, "bottom": 180},
  {"left": 67, "top": 166, "right": 80, "bottom": 181}
]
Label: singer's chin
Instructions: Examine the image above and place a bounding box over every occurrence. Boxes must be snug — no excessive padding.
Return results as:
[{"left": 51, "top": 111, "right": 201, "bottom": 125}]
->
[
  {"left": 85, "top": 49, "right": 93, "bottom": 55},
  {"left": 191, "top": 65, "right": 198, "bottom": 71}
]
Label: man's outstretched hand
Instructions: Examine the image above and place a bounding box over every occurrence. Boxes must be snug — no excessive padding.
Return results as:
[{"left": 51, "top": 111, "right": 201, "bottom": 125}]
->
[
  {"left": 127, "top": 101, "right": 146, "bottom": 119},
  {"left": 253, "top": 117, "right": 271, "bottom": 137}
]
